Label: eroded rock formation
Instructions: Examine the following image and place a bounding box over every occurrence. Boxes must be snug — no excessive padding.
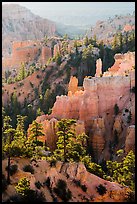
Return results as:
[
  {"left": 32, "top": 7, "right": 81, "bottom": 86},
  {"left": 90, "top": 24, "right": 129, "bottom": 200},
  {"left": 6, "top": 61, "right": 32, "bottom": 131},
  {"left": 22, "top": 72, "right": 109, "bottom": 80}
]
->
[
  {"left": 27, "top": 117, "right": 85, "bottom": 151},
  {"left": 41, "top": 51, "right": 135, "bottom": 159},
  {"left": 68, "top": 76, "right": 78, "bottom": 96},
  {"left": 90, "top": 117, "right": 105, "bottom": 157},
  {"left": 95, "top": 58, "right": 102, "bottom": 77},
  {"left": 103, "top": 52, "right": 135, "bottom": 76}
]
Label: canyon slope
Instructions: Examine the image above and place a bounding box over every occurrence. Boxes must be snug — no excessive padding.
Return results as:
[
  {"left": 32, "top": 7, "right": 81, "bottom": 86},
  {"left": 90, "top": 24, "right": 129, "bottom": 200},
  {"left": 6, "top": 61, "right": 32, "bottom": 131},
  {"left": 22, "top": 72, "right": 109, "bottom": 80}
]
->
[{"left": 2, "top": 158, "right": 131, "bottom": 202}]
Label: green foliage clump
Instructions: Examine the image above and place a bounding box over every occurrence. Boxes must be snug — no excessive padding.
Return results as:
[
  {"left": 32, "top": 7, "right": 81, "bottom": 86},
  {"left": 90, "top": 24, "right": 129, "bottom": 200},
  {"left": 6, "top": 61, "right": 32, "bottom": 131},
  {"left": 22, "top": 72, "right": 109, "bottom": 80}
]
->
[
  {"left": 96, "top": 184, "right": 107, "bottom": 195},
  {"left": 106, "top": 150, "right": 135, "bottom": 190},
  {"left": 15, "top": 177, "right": 46, "bottom": 202},
  {"left": 43, "top": 177, "right": 51, "bottom": 188},
  {"left": 35, "top": 181, "right": 42, "bottom": 189},
  {"left": 82, "top": 155, "right": 105, "bottom": 178},
  {"left": 5, "top": 164, "right": 18, "bottom": 176},
  {"left": 124, "top": 189, "right": 135, "bottom": 202},
  {"left": 15, "top": 177, "right": 30, "bottom": 197},
  {"left": 53, "top": 179, "right": 72, "bottom": 202},
  {"left": 73, "top": 179, "right": 87, "bottom": 192},
  {"left": 53, "top": 52, "right": 62, "bottom": 66},
  {"left": 130, "top": 86, "right": 135, "bottom": 93},
  {"left": 23, "top": 165, "right": 34, "bottom": 174}
]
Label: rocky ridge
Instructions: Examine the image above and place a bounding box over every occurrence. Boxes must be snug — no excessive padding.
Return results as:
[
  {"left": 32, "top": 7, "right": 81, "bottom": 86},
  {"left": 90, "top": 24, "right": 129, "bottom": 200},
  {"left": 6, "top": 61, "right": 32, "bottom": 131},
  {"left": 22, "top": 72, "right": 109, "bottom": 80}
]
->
[{"left": 2, "top": 158, "right": 130, "bottom": 202}]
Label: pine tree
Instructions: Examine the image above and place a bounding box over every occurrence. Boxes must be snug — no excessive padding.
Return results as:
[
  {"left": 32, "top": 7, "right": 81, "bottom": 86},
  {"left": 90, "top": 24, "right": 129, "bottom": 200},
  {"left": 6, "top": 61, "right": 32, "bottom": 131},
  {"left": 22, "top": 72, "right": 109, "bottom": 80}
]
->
[
  {"left": 16, "top": 115, "right": 27, "bottom": 134},
  {"left": 3, "top": 127, "right": 16, "bottom": 184},
  {"left": 15, "top": 177, "right": 30, "bottom": 197},
  {"left": 18, "top": 63, "right": 26, "bottom": 81},
  {"left": 54, "top": 119, "right": 76, "bottom": 162},
  {"left": 54, "top": 119, "right": 88, "bottom": 162},
  {"left": 119, "top": 32, "right": 123, "bottom": 51},
  {"left": 2, "top": 116, "right": 12, "bottom": 141},
  {"left": 11, "top": 115, "right": 27, "bottom": 157},
  {"left": 106, "top": 150, "right": 135, "bottom": 190},
  {"left": 84, "top": 36, "right": 89, "bottom": 47},
  {"left": 55, "top": 52, "right": 62, "bottom": 66},
  {"left": 112, "top": 34, "right": 118, "bottom": 50},
  {"left": 29, "top": 120, "right": 44, "bottom": 143}
]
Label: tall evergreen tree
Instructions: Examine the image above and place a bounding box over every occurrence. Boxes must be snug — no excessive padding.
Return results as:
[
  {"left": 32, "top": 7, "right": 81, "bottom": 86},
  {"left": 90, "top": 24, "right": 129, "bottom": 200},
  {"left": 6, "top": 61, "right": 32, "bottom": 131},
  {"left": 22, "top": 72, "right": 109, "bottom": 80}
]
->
[
  {"left": 3, "top": 127, "right": 16, "bottom": 183},
  {"left": 54, "top": 119, "right": 88, "bottom": 162},
  {"left": 54, "top": 119, "right": 76, "bottom": 162},
  {"left": 18, "top": 63, "right": 26, "bottom": 80},
  {"left": 29, "top": 120, "right": 44, "bottom": 143}
]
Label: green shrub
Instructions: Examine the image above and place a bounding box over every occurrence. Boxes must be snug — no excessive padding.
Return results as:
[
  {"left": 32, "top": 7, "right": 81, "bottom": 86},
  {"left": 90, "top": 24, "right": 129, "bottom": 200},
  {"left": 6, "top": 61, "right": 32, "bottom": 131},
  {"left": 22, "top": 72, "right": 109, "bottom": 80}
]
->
[
  {"left": 73, "top": 179, "right": 81, "bottom": 187},
  {"left": 30, "top": 82, "right": 34, "bottom": 88},
  {"left": 19, "top": 82, "right": 24, "bottom": 87},
  {"left": 5, "top": 164, "right": 18, "bottom": 176},
  {"left": 33, "top": 140, "right": 44, "bottom": 147},
  {"left": 81, "top": 184, "right": 87, "bottom": 192},
  {"left": 130, "top": 86, "right": 135, "bottom": 93},
  {"left": 2, "top": 174, "right": 8, "bottom": 192},
  {"left": 43, "top": 177, "right": 50, "bottom": 188},
  {"left": 53, "top": 179, "right": 72, "bottom": 202},
  {"left": 73, "top": 179, "right": 87, "bottom": 192},
  {"left": 15, "top": 177, "right": 46, "bottom": 201},
  {"left": 96, "top": 184, "right": 107, "bottom": 195},
  {"left": 49, "top": 159, "right": 57, "bottom": 167},
  {"left": 114, "top": 104, "right": 119, "bottom": 115},
  {"left": 127, "top": 111, "right": 132, "bottom": 123},
  {"left": 35, "top": 181, "right": 42, "bottom": 189},
  {"left": 125, "top": 190, "right": 135, "bottom": 202},
  {"left": 36, "top": 74, "right": 40, "bottom": 79},
  {"left": 23, "top": 165, "right": 34, "bottom": 174},
  {"left": 57, "top": 179, "right": 66, "bottom": 189},
  {"left": 11, "top": 190, "right": 46, "bottom": 202}
]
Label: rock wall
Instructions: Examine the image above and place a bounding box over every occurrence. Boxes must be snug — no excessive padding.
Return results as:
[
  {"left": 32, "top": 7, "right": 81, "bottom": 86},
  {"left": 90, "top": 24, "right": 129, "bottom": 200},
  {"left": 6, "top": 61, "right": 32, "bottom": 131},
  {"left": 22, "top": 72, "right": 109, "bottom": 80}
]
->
[
  {"left": 47, "top": 68, "right": 135, "bottom": 158},
  {"left": 51, "top": 72, "right": 134, "bottom": 122},
  {"left": 40, "top": 46, "right": 52, "bottom": 65},
  {"left": 90, "top": 117, "right": 105, "bottom": 157},
  {"left": 2, "top": 40, "right": 52, "bottom": 71}
]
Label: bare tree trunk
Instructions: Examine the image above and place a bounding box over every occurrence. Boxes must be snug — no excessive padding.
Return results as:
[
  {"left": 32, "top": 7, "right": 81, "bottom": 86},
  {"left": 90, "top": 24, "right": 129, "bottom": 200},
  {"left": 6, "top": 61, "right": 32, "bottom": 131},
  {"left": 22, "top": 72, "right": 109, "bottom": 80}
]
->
[
  {"left": 7, "top": 151, "right": 10, "bottom": 184},
  {"left": 64, "top": 135, "right": 66, "bottom": 162}
]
